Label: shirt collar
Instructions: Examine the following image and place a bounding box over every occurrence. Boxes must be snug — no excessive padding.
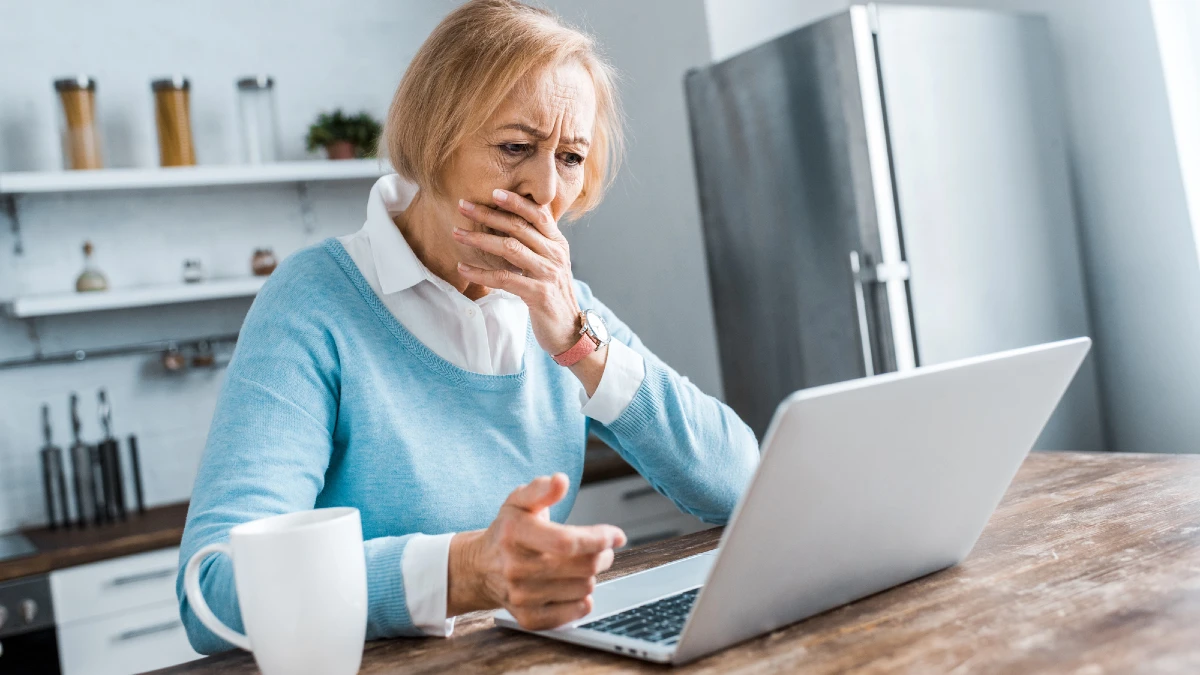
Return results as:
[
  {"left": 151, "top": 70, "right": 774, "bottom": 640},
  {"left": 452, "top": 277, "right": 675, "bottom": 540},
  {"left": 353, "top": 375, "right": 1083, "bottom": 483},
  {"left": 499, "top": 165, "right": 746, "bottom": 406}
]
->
[
  {"left": 361, "top": 175, "right": 521, "bottom": 303},
  {"left": 364, "top": 175, "right": 428, "bottom": 295}
]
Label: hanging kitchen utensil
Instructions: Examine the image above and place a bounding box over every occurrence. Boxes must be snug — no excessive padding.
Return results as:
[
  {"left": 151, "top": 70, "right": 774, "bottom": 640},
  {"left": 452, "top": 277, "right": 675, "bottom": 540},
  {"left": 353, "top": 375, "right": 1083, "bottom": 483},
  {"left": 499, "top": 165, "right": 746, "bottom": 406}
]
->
[
  {"left": 97, "top": 389, "right": 126, "bottom": 522},
  {"left": 39, "top": 405, "right": 69, "bottom": 530},
  {"left": 40, "top": 452, "right": 58, "bottom": 529},
  {"left": 89, "top": 442, "right": 105, "bottom": 525},
  {"left": 68, "top": 393, "right": 94, "bottom": 528},
  {"left": 128, "top": 434, "right": 146, "bottom": 515}
]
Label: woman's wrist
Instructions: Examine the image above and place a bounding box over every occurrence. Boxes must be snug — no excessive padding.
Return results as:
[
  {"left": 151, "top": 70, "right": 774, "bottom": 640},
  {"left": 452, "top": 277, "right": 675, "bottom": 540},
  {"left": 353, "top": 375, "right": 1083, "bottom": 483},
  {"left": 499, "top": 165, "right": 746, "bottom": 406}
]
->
[
  {"left": 447, "top": 530, "right": 489, "bottom": 616},
  {"left": 568, "top": 343, "right": 609, "bottom": 397}
]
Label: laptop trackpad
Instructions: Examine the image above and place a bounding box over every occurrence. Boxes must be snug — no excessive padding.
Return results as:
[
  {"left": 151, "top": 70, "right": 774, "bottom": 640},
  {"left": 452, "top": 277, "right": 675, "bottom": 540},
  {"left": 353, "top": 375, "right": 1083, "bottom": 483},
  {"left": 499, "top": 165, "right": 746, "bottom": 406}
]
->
[{"left": 575, "top": 550, "right": 718, "bottom": 625}]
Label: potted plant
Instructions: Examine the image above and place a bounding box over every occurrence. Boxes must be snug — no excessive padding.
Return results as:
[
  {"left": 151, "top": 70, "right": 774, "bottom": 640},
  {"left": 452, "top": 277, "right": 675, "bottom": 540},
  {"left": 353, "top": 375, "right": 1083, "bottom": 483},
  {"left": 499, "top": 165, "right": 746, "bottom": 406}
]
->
[{"left": 305, "top": 109, "right": 382, "bottom": 160}]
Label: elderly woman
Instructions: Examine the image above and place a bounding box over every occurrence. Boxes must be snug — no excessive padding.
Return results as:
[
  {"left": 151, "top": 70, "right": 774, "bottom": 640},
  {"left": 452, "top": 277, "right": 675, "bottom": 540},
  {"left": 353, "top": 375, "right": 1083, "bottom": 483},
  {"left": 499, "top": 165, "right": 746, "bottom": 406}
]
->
[{"left": 177, "top": 0, "right": 757, "bottom": 653}]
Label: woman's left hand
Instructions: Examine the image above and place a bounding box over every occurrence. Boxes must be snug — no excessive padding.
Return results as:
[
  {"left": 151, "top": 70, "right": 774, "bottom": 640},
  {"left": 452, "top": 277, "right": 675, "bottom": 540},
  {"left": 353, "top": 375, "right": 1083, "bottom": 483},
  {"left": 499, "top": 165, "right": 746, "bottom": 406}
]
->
[{"left": 455, "top": 189, "right": 583, "bottom": 357}]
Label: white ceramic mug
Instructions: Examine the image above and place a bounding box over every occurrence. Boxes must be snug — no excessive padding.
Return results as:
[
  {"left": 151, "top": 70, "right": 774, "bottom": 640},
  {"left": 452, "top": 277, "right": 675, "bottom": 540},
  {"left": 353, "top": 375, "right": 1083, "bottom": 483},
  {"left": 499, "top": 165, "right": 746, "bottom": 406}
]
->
[{"left": 184, "top": 507, "right": 368, "bottom": 675}]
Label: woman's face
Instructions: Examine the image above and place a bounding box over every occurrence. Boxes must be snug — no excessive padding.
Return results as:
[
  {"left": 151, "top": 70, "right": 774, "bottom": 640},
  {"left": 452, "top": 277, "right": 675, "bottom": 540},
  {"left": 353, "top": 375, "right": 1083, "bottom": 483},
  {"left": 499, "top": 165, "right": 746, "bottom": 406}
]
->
[{"left": 441, "top": 60, "right": 597, "bottom": 270}]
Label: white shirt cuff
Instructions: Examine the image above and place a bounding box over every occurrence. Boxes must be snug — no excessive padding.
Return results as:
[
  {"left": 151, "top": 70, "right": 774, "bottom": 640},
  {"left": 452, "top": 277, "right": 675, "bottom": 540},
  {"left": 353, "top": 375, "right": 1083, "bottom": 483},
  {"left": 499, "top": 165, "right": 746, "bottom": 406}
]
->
[
  {"left": 401, "top": 532, "right": 456, "bottom": 637},
  {"left": 580, "top": 340, "right": 646, "bottom": 425}
]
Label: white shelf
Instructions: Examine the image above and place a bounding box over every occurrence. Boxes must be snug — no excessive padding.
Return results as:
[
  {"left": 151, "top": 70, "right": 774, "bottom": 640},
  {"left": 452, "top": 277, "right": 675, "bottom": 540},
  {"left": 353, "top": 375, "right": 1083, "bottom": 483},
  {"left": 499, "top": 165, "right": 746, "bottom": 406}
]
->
[
  {"left": 5, "top": 277, "right": 267, "bottom": 318},
  {"left": 0, "top": 159, "right": 387, "bottom": 195}
]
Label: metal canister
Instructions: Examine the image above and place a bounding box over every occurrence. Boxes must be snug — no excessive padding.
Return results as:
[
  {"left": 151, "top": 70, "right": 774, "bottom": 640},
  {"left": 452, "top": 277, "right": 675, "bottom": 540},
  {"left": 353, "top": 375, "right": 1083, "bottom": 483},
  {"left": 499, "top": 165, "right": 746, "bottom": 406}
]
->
[
  {"left": 55, "top": 76, "right": 103, "bottom": 170},
  {"left": 151, "top": 76, "right": 196, "bottom": 166}
]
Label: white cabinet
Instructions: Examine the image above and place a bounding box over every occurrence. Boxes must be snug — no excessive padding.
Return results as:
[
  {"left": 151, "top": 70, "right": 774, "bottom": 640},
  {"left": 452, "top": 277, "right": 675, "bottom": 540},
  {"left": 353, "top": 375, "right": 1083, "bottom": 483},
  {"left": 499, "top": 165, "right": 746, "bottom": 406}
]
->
[
  {"left": 568, "top": 475, "right": 713, "bottom": 548},
  {"left": 57, "top": 601, "right": 199, "bottom": 675},
  {"left": 50, "top": 548, "right": 180, "bottom": 625},
  {"left": 50, "top": 548, "right": 201, "bottom": 675}
]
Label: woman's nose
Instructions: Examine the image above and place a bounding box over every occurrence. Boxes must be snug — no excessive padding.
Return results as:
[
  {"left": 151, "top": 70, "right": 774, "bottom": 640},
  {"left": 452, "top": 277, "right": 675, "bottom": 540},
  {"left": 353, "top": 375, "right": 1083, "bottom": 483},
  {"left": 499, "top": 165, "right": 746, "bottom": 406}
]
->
[{"left": 516, "top": 151, "right": 558, "bottom": 207}]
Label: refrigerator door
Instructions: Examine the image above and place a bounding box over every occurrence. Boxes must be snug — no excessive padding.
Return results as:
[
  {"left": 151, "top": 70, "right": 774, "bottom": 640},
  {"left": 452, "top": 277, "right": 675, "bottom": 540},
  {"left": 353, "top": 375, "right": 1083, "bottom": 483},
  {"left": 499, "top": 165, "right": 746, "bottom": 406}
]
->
[
  {"left": 685, "top": 11, "right": 897, "bottom": 437},
  {"left": 873, "top": 5, "right": 1105, "bottom": 450}
]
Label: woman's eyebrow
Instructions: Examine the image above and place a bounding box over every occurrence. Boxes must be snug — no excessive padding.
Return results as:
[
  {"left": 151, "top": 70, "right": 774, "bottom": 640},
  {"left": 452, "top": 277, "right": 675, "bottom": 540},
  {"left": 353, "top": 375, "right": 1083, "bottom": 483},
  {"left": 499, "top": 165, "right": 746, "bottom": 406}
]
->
[{"left": 498, "top": 123, "right": 590, "bottom": 147}]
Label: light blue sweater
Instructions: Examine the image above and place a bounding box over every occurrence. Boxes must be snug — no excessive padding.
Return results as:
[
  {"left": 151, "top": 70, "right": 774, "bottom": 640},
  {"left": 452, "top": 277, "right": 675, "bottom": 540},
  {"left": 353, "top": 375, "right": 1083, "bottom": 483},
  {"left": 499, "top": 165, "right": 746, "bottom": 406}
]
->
[{"left": 176, "top": 239, "right": 759, "bottom": 654}]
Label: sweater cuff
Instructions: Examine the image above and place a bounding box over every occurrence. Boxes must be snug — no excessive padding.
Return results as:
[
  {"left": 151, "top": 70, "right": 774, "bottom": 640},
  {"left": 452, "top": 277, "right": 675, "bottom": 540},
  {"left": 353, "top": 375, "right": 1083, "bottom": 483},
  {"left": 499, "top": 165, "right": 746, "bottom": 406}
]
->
[
  {"left": 580, "top": 340, "right": 646, "bottom": 425},
  {"left": 603, "top": 360, "right": 669, "bottom": 439},
  {"left": 364, "top": 534, "right": 423, "bottom": 638}
]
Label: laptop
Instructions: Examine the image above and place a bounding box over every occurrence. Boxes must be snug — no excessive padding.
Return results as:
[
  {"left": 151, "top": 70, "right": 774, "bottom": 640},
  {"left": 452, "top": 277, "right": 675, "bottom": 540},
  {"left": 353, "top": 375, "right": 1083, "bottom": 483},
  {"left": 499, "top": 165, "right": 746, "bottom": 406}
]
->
[{"left": 495, "top": 337, "right": 1092, "bottom": 664}]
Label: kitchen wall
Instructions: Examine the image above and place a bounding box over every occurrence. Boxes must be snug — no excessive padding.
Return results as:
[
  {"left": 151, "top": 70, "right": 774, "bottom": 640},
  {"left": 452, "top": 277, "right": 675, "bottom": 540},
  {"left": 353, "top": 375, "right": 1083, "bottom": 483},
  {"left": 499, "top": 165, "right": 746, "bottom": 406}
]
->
[
  {"left": 703, "top": 0, "right": 1200, "bottom": 455},
  {"left": 0, "top": 0, "right": 723, "bottom": 532},
  {"left": 703, "top": 0, "right": 846, "bottom": 61},
  {"left": 549, "top": 2, "right": 722, "bottom": 398},
  {"left": 1151, "top": 0, "right": 1200, "bottom": 282}
]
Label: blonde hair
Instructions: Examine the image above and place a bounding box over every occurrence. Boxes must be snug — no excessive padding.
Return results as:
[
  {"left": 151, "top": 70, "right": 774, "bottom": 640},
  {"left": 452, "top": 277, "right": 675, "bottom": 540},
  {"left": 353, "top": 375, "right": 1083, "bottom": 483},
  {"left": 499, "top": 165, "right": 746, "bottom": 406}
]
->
[{"left": 383, "top": 0, "right": 623, "bottom": 219}]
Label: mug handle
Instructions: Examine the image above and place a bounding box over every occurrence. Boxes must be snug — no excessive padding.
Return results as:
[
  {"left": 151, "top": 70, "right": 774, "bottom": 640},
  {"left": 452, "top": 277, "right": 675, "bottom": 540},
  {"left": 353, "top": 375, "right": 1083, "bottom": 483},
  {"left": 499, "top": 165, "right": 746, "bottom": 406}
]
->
[{"left": 184, "top": 543, "right": 252, "bottom": 651}]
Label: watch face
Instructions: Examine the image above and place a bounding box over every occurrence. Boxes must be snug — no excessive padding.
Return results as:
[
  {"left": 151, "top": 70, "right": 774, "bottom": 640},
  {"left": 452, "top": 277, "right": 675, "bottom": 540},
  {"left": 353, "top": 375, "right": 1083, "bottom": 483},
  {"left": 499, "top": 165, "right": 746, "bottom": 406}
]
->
[{"left": 584, "top": 309, "right": 610, "bottom": 344}]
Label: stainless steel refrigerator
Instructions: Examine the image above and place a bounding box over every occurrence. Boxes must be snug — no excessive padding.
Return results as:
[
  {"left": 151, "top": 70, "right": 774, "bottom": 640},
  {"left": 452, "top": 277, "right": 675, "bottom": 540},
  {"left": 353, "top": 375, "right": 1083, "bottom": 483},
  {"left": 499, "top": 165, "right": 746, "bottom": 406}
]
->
[{"left": 685, "top": 4, "right": 1106, "bottom": 450}]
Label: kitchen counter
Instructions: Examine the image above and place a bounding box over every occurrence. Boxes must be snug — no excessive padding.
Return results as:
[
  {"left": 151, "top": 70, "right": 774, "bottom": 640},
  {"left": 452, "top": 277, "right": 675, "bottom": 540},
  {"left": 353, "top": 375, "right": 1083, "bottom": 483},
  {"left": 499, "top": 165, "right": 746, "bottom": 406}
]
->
[
  {"left": 0, "top": 441, "right": 636, "bottom": 584},
  {"left": 156, "top": 451, "right": 1200, "bottom": 674},
  {"left": 0, "top": 503, "right": 190, "bottom": 583}
]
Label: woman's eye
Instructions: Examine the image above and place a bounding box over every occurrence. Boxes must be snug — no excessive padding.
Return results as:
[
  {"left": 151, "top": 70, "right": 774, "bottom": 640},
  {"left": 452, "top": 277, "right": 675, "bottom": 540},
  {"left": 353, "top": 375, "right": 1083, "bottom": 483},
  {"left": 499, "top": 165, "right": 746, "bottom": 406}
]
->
[
  {"left": 560, "top": 152, "right": 584, "bottom": 167},
  {"left": 500, "top": 143, "right": 530, "bottom": 156}
]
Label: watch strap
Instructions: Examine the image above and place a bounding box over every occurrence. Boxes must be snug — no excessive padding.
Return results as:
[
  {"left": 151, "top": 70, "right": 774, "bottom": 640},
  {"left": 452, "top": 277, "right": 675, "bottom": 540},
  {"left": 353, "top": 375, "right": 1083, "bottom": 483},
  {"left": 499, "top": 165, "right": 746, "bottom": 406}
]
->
[{"left": 553, "top": 332, "right": 598, "bottom": 367}]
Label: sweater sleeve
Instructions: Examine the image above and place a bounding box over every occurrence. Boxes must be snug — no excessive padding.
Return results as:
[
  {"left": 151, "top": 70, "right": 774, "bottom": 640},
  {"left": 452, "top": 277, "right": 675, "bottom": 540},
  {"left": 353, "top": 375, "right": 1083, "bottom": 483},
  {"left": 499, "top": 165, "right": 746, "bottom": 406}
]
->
[
  {"left": 575, "top": 281, "right": 760, "bottom": 524},
  {"left": 175, "top": 257, "right": 425, "bottom": 655}
]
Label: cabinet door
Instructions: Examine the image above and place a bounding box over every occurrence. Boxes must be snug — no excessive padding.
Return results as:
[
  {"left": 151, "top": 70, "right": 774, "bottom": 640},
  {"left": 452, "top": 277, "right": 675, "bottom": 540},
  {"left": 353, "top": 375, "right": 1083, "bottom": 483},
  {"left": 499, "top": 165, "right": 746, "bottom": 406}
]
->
[
  {"left": 51, "top": 548, "right": 180, "bottom": 625},
  {"left": 57, "top": 601, "right": 201, "bottom": 675}
]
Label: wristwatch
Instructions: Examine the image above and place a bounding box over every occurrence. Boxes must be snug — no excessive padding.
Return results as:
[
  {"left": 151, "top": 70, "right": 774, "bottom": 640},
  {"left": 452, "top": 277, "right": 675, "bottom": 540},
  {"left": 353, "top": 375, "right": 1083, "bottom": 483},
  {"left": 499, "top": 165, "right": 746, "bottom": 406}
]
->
[{"left": 552, "top": 309, "right": 611, "bottom": 367}]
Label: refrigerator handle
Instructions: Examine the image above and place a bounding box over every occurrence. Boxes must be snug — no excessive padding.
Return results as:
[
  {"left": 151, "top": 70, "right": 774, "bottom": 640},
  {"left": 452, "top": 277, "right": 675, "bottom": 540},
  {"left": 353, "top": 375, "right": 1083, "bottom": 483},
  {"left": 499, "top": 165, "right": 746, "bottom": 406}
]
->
[{"left": 849, "top": 251, "right": 876, "bottom": 377}]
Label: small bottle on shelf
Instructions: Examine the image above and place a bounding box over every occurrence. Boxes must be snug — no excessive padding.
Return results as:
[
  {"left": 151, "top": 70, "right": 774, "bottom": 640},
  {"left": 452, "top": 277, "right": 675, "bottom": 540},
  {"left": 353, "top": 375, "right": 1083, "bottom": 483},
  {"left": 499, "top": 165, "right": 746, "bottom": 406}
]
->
[
  {"left": 75, "top": 241, "right": 109, "bottom": 293},
  {"left": 182, "top": 259, "right": 205, "bottom": 284},
  {"left": 251, "top": 248, "right": 278, "bottom": 276}
]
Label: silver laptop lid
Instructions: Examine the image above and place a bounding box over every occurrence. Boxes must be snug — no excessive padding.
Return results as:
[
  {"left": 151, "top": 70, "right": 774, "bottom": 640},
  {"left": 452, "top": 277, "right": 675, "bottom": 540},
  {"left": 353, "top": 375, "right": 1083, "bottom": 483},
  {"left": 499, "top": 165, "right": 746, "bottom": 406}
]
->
[{"left": 673, "top": 338, "right": 1090, "bottom": 663}]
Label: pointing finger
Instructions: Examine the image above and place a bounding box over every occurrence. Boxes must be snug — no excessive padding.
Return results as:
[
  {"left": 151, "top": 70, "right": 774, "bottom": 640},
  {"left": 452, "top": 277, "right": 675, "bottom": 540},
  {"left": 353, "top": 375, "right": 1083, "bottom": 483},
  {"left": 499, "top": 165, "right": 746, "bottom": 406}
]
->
[
  {"left": 517, "top": 520, "right": 626, "bottom": 557},
  {"left": 504, "top": 474, "right": 570, "bottom": 515}
]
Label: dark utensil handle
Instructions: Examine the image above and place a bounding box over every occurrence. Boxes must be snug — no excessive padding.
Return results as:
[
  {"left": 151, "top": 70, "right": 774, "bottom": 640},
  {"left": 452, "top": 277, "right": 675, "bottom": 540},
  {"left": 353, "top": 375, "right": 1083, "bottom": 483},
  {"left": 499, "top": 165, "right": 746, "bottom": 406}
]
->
[
  {"left": 54, "top": 447, "right": 70, "bottom": 529},
  {"left": 129, "top": 435, "right": 145, "bottom": 514},
  {"left": 90, "top": 445, "right": 106, "bottom": 525},
  {"left": 40, "top": 450, "right": 57, "bottom": 530},
  {"left": 100, "top": 441, "right": 120, "bottom": 523},
  {"left": 71, "top": 443, "right": 91, "bottom": 528},
  {"left": 104, "top": 440, "right": 126, "bottom": 521}
]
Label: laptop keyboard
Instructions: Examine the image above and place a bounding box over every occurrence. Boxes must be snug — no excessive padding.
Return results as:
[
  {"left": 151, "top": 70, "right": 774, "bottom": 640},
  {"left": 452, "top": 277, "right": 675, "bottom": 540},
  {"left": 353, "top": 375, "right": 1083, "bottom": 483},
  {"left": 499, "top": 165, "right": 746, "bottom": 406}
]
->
[{"left": 579, "top": 587, "right": 700, "bottom": 646}]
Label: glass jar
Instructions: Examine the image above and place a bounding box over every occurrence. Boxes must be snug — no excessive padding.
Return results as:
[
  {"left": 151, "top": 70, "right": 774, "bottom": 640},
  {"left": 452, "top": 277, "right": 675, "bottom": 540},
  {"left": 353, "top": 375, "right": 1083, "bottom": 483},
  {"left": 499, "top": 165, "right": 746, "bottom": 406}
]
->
[
  {"left": 237, "top": 75, "right": 281, "bottom": 164},
  {"left": 55, "top": 76, "right": 103, "bottom": 170},
  {"left": 151, "top": 76, "right": 196, "bottom": 166}
]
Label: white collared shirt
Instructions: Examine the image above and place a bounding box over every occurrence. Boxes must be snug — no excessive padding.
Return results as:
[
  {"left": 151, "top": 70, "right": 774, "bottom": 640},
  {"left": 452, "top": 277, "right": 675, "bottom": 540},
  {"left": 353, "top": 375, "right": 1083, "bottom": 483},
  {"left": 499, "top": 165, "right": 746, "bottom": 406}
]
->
[{"left": 337, "top": 175, "right": 645, "bottom": 636}]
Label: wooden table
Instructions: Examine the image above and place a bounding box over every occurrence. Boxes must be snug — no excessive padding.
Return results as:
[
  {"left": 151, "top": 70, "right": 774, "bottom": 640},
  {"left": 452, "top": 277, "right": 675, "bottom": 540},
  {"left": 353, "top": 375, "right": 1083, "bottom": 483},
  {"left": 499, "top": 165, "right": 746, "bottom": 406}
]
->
[{"left": 154, "top": 451, "right": 1200, "bottom": 674}]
